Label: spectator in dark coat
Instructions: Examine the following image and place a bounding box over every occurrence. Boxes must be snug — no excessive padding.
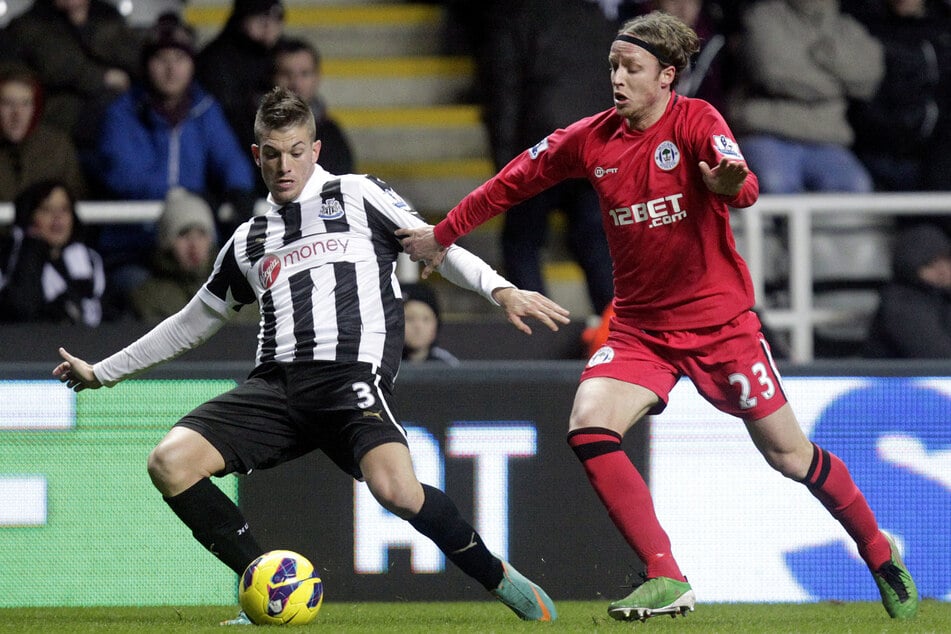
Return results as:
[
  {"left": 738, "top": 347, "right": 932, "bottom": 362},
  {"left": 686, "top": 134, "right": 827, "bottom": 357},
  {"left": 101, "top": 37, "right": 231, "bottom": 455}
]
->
[
  {"left": 845, "top": 0, "right": 951, "bottom": 193},
  {"left": 625, "top": 0, "right": 736, "bottom": 113},
  {"left": 272, "top": 37, "right": 356, "bottom": 176},
  {"left": 476, "top": 0, "right": 615, "bottom": 316},
  {"left": 0, "top": 179, "right": 105, "bottom": 326},
  {"left": 4, "top": 0, "right": 142, "bottom": 152},
  {"left": 196, "top": 0, "right": 285, "bottom": 158},
  {"left": 864, "top": 222, "right": 951, "bottom": 358},
  {"left": 0, "top": 29, "right": 17, "bottom": 66}
]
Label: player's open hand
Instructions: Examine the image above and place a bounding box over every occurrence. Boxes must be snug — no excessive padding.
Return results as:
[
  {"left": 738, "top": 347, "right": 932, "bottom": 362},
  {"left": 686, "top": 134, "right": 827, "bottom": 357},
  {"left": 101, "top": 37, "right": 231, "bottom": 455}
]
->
[
  {"left": 491, "top": 287, "right": 571, "bottom": 335},
  {"left": 395, "top": 226, "right": 446, "bottom": 279},
  {"left": 699, "top": 157, "right": 748, "bottom": 196},
  {"left": 52, "top": 347, "right": 102, "bottom": 392}
]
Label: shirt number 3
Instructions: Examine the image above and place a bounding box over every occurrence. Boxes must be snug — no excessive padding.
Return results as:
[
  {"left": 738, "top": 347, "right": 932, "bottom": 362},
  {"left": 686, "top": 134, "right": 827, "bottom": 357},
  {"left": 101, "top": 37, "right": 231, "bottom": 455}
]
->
[
  {"left": 728, "top": 362, "right": 776, "bottom": 410},
  {"left": 352, "top": 381, "right": 376, "bottom": 409}
]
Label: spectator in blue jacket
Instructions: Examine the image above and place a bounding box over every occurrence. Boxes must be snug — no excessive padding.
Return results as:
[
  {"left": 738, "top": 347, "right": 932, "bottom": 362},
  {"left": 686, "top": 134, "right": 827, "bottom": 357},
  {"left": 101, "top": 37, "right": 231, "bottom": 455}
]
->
[{"left": 93, "top": 13, "right": 256, "bottom": 298}]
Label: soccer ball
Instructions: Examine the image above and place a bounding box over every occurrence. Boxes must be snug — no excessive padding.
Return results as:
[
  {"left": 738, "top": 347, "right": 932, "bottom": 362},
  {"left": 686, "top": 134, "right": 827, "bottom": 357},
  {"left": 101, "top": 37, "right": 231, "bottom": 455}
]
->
[{"left": 239, "top": 550, "right": 324, "bottom": 625}]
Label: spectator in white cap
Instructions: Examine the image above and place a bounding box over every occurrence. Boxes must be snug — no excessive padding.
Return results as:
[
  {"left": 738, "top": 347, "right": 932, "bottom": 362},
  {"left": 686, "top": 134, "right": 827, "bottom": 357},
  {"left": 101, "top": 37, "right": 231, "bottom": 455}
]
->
[{"left": 131, "top": 187, "right": 257, "bottom": 323}]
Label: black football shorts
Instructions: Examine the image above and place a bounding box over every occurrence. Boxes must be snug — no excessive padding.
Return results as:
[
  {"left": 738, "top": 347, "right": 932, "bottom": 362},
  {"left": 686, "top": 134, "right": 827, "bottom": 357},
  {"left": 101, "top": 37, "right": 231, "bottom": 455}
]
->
[{"left": 175, "top": 361, "right": 408, "bottom": 480}]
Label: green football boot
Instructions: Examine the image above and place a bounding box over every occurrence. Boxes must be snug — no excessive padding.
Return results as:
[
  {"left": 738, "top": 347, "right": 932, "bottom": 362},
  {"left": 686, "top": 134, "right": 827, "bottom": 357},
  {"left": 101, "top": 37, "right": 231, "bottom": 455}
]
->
[
  {"left": 874, "top": 534, "right": 918, "bottom": 619},
  {"left": 608, "top": 576, "right": 695, "bottom": 622}
]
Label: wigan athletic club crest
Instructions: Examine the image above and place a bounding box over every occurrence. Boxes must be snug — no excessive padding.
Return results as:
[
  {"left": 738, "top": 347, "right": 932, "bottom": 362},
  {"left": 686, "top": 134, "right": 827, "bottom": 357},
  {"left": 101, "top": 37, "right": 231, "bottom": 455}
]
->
[
  {"left": 654, "top": 140, "right": 680, "bottom": 171},
  {"left": 258, "top": 254, "right": 281, "bottom": 289}
]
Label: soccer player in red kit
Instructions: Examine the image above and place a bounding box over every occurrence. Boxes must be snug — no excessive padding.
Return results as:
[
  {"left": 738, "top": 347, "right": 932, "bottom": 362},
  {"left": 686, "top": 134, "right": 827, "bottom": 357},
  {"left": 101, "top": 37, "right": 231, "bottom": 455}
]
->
[{"left": 398, "top": 10, "right": 918, "bottom": 622}]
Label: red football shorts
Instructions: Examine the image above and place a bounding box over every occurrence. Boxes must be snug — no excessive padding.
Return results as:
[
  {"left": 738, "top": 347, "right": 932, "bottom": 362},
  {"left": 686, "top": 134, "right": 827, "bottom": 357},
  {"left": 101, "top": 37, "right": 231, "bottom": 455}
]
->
[{"left": 580, "top": 309, "right": 787, "bottom": 420}]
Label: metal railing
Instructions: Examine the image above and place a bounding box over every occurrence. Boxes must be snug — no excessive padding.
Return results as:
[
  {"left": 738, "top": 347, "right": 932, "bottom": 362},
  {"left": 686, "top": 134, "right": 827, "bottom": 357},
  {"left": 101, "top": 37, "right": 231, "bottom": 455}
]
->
[
  {"left": 740, "top": 193, "right": 951, "bottom": 362},
  {"left": 4, "top": 193, "right": 951, "bottom": 362},
  {"left": 0, "top": 200, "right": 163, "bottom": 224}
]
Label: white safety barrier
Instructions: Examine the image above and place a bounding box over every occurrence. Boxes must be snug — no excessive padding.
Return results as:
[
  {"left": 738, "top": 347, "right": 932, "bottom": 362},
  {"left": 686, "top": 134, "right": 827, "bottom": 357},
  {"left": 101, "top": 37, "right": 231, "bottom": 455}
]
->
[
  {"left": 0, "top": 200, "right": 163, "bottom": 224},
  {"left": 3, "top": 194, "right": 951, "bottom": 361},
  {"left": 740, "top": 193, "right": 951, "bottom": 361}
]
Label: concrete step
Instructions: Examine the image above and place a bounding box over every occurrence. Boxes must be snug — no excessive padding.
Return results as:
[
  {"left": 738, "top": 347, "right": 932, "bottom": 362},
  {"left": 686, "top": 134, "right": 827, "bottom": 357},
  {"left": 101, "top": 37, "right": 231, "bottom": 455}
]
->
[
  {"left": 359, "top": 158, "right": 493, "bottom": 216},
  {"left": 322, "top": 56, "right": 474, "bottom": 108},
  {"left": 186, "top": 3, "right": 445, "bottom": 57},
  {"left": 542, "top": 261, "right": 596, "bottom": 318},
  {"left": 2, "top": 0, "right": 410, "bottom": 29},
  {"left": 441, "top": 213, "right": 599, "bottom": 319},
  {"left": 335, "top": 105, "right": 488, "bottom": 163},
  {"left": 185, "top": 2, "right": 471, "bottom": 105},
  {"left": 183, "top": 2, "right": 483, "bottom": 213}
]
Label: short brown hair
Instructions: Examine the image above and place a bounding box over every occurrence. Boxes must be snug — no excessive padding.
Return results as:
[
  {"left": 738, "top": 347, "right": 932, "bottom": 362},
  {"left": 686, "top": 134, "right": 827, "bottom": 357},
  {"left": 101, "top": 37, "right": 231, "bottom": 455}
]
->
[
  {"left": 618, "top": 11, "right": 699, "bottom": 81},
  {"left": 253, "top": 86, "right": 316, "bottom": 144}
]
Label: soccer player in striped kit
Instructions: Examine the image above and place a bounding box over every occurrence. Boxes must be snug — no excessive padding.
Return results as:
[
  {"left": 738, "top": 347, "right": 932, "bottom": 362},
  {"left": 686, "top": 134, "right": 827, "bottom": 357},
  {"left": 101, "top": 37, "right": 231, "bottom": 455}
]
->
[
  {"left": 53, "top": 87, "right": 568, "bottom": 625},
  {"left": 398, "top": 10, "right": 918, "bottom": 622}
]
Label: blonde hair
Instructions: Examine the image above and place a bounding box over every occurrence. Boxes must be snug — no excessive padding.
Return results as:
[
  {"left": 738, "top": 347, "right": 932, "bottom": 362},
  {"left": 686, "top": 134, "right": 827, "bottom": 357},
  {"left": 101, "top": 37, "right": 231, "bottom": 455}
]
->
[{"left": 618, "top": 11, "right": 699, "bottom": 82}]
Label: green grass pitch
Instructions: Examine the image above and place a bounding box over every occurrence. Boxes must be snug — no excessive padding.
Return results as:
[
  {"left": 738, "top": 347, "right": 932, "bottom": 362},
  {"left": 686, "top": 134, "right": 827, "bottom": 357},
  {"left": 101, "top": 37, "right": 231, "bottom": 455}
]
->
[{"left": 1, "top": 600, "right": 949, "bottom": 633}]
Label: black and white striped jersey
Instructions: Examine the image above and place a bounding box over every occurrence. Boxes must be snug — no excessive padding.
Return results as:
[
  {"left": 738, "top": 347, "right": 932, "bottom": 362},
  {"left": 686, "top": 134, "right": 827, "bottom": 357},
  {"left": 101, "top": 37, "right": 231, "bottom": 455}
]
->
[{"left": 197, "top": 166, "right": 509, "bottom": 382}]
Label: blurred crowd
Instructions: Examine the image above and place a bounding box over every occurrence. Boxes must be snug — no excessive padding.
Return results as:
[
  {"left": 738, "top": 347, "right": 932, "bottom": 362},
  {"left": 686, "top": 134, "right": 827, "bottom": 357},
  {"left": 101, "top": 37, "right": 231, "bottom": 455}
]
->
[
  {"left": 0, "top": 0, "right": 353, "bottom": 325},
  {"left": 1, "top": 0, "right": 950, "bottom": 358}
]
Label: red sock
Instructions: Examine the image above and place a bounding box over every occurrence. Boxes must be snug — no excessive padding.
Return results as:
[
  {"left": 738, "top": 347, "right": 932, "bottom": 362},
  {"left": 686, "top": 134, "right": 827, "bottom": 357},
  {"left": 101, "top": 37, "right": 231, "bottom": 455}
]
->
[
  {"left": 802, "top": 443, "right": 891, "bottom": 569},
  {"left": 568, "top": 428, "right": 685, "bottom": 581}
]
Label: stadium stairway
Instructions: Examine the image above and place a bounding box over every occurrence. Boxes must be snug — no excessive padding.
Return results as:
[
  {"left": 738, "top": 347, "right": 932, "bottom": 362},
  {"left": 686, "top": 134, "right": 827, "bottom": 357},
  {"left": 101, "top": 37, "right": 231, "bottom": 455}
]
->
[{"left": 174, "top": 0, "right": 596, "bottom": 321}]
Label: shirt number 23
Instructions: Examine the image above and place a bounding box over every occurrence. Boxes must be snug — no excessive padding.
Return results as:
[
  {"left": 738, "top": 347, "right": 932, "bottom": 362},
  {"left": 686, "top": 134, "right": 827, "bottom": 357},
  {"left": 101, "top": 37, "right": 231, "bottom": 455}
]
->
[{"left": 728, "top": 362, "right": 776, "bottom": 410}]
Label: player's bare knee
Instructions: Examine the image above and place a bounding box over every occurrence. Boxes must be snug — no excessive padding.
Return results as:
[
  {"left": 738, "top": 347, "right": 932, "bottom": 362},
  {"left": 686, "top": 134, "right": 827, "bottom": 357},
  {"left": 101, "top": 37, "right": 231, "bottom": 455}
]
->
[
  {"left": 369, "top": 480, "right": 423, "bottom": 519},
  {"left": 377, "top": 497, "right": 416, "bottom": 519},
  {"left": 146, "top": 443, "right": 179, "bottom": 490},
  {"left": 568, "top": 404, "right": 600, "bottom": 431},
  {"left": 765, "top": 450, "right": 809, "bottom": 480},
  {"left": 147, "top": 439, "right": 203, "bottom": 493}
]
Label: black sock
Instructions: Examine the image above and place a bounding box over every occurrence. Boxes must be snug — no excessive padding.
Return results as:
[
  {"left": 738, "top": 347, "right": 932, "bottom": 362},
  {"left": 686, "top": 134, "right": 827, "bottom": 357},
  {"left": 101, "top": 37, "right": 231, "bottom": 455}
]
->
[
  {"left": 164, "top": 478, "right": 264, "bottom": 575},
  {"left": 408, "top": 484, "right": 504, "bottom": 590}
]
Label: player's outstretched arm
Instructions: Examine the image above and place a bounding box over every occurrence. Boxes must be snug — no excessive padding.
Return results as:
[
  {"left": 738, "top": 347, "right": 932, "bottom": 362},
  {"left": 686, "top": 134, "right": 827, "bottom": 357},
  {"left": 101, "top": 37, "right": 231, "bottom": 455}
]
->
[
  {"left": 52, "top": 296, "right": 229, "bottom": 391},
  {"left": 53, "top": 347, "right": 102, "bottom": 392},
  {"left": 389, "top": 202, "right": 572, "bottom": 333},
  {"left": 492, "top": 287, "right": 571, "bottom": 335}
]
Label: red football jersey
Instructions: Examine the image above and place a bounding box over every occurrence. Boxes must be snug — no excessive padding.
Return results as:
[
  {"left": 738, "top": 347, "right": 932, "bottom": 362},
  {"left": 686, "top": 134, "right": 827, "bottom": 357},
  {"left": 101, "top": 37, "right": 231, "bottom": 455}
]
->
[{"left": 435, "top": 93, "right": 759, "bottom": 329}]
